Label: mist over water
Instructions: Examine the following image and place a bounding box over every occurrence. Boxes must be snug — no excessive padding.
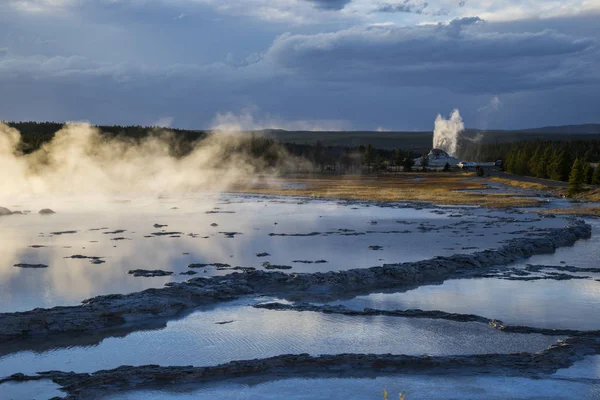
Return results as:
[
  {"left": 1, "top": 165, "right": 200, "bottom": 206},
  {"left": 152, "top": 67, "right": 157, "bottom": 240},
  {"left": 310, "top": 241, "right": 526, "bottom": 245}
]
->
[
  {"left": 432, "top": 109, "right": 464, "bottom": 156},
  {"left": 0, "top": 122, "right": 298, "bottom": 204}
]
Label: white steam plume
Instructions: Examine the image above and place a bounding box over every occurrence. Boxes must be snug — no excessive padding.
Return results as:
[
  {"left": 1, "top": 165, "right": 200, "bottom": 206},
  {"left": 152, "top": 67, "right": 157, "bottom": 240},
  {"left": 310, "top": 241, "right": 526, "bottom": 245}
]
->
[
  {"left": 0, "top": 121, "right": 303, "bottom": 202},
  {"left": 432, "top": 109, "right": 464, "bottom": 156}
]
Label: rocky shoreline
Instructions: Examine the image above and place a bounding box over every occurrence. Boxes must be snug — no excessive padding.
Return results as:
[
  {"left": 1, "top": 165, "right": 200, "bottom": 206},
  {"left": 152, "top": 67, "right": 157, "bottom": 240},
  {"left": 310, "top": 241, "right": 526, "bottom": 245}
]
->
[
  {"left": 0, "top": 220, "right": 591, "bottom": 343},
  {"left": 3, "top": 333, "right": 600, "bottom": 400}
]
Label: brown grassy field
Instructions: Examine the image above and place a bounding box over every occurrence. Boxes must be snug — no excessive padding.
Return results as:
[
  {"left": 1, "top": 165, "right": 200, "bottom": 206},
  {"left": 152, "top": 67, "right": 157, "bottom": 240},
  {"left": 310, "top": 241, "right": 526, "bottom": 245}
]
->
[
  {"left": 489, "top": 177, "right": 556, "bottom": 192},
  {"left": 539, "top": 207, "right": 600, "bottom": 217},
  {"left": 232, "top": 173, "right": 541, "bottom": 208}
]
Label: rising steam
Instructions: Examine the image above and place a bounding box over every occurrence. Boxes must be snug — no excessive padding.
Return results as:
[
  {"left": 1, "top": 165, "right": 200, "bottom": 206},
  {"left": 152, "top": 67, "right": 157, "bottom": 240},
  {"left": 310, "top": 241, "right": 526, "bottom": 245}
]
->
[
  {"left": 0, "top": 121, "right": 300, "bottom": 200},
  {"left": 432, "top": 109, "right": 464, "bottom": 156}
]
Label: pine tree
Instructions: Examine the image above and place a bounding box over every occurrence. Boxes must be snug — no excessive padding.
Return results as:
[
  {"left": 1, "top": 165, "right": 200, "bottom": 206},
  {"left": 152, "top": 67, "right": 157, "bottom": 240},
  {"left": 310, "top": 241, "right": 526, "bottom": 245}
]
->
[
  {"left": 528, "top": 147, "right": 541, "bottom": 177},
  {"left": 549, "top": 150, "right": 571, "bottom": 182},
  {"left": 584, "top": 164, "right": 594, "bottom": 184},
  {"left": 568, "top": 158, "right": 585, "bottom": 196},
  {"left": 536, "top": 147, "right": 552, "bottom": 179},
  {"left": 421, "top": 152, "right": 429, "bottom": 171},
  {"left": 403, "top": 155, "right": 414, "bottom": 172},
  {"left": 364, "top": 144, "right": 374, "bottom": 172},
  {"left": 592, "top": 166, "right": 600, "bottom": 185},
  {"left": 515, "top": 149, "right": 529, "bottom": 175},
  {"left": 505, "top": 150, "right": 515, "bottom": 173},
  {"left": 395, "top": 149, "right": 404, "bottom": 171}
]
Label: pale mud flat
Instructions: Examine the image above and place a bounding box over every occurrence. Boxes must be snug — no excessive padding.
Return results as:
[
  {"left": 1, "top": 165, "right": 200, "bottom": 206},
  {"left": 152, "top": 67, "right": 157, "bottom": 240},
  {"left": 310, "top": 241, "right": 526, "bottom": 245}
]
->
[
  {"left": 334, "top": 220, "right": 600, "bottom": 331},
  {"left": 0, "top": 298, "right": 562, "bottom": 377},
  {"left": 103, "top": 375, "right": 600, "bottom": 400},
  {"left": 0, "top": 194, "right": 568, "bottom": 312}
]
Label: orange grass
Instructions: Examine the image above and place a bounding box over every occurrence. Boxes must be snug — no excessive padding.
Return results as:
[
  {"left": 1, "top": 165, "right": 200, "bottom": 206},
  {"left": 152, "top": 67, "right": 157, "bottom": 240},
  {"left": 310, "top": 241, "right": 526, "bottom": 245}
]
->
[{"left": 231, "top": 174, "right": 541, "bottom": 208}]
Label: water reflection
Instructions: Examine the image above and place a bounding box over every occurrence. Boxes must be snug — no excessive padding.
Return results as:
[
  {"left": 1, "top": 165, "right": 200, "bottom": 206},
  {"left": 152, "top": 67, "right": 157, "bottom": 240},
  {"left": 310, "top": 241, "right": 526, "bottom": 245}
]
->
[
  {"left": 335, "top": 220, "right": 600, "bottom": 331},
  {"left": 0, "top": 300, "right": 561, "bottom": 376},
  {"left": 107, "top": 375, "right": 600, "bottom": 400},
  {"left": 0, "top": 194, "right": 573, "bottom": 312}
]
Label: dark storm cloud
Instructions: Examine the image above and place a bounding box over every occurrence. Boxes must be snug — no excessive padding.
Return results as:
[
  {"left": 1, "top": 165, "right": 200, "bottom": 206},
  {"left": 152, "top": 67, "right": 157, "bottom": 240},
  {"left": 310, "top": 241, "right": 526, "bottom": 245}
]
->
[
  {"left": 1, "top": 2, "right": 600, "bottom": 130},
  {"left": 263, "top": 19, "right": 598, "bottom": 93},
  {"left": 304, "top": 0, "right": 352, "bottom": 10},
  {"left": 375, "top": 1, "right": 430, "bottom": 15}
]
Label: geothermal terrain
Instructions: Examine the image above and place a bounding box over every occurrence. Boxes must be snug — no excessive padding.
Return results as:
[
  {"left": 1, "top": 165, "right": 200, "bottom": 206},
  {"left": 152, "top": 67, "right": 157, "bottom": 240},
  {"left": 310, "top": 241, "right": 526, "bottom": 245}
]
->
[
  {"left": 1, "top": 188, "right": 599, "bottom": 399},
  {"left": 1, "top": 122, "right": 600, "bottom": 400}
]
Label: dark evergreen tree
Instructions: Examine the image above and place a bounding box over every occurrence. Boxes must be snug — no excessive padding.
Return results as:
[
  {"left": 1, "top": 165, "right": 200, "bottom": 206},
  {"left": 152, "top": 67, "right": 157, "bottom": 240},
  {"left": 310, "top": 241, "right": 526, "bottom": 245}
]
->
[
  {"left": 421, "top": 152, "right": 429, "bottom": 172},
  {"left": 528, "top": 147, "right": 541, "bottom": 177},
  {"left": 568, "top": 158, "right": 585, "bottom": 196},
  {"left": 403, "top": 156, "right": 415, "bottom": 172},
  {"left": 584, "top": 164, "right": 594, "bottom": 185},
  {"left": 593, "top": 166, "right": 600, "bottom": 185},
  {"left": 364, "top": 144, "right": 374, "bottom": 172},
  {"left": 395, "top": 149, "right": 404, "bottom": 172},
  {"left": 515, "top": 149, "right": 529, "bottom": 175},
  {"left": 548, "top": 149, "right": 571, "bottom": 182},
  {"left": 536, "top": 147, "right": 552, "bottom": 179}
]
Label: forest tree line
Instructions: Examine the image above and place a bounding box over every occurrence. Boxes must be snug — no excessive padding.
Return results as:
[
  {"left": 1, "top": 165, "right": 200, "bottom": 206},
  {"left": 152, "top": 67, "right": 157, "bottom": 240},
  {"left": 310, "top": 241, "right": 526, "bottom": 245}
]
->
[
  {"left": 5, "top": 122, "right": 600, "bottom": 184},
  {"left": 499, "top": 140, "right": 600, "bottom": 194},
  {"left": 4, "top": 121, "right": 422, "bottom": 173}
]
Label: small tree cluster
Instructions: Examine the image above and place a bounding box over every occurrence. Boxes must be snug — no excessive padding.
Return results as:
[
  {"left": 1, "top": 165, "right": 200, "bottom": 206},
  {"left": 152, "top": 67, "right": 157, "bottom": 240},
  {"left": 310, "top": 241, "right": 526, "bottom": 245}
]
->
[{"left": 503, "top": 143, "right": 597, "bottom": 185}]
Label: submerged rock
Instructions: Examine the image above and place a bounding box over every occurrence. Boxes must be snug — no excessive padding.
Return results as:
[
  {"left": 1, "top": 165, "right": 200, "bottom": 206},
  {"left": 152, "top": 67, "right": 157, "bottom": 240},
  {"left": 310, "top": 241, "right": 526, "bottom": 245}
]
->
[
  {"left": 50, "top": 230, "right": 78, "bottom": 236},
  {"left": 14, "top": 263, "right": 48, "bottom": 269},
  {"left": 220, "top": 231, "right": 242, "bottom": 238},
  {"left": 368, "top": 245, "right": 383, "bottom": 250},
  {"left": 256, "top": 252, "right": 270, "bottom": 257},
  {"left": 128, "top": 269, "right": 173, "bottom": 277},
  {"left": 38, "top": 209, "right": 56, "bottom": 215},
  {"left": 262, "top": 262, "right": 292, "bottom": 270},
  {"left": 65, "top": 255, "right": 106, "bottom": 265}
]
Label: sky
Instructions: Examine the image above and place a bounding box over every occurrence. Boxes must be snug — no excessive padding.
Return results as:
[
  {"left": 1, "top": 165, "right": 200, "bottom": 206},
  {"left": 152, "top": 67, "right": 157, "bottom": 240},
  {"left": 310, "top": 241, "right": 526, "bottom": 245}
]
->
[{"left": 0, "top": 0, "right": 599, "bottom": 130}]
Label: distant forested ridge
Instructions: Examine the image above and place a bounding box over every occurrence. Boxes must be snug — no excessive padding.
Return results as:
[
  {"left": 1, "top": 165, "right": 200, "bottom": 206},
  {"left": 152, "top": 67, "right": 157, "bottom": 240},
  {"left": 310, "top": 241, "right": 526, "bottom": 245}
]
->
[
  {"left": 3, "top": 121, "right": 600, "bottom": 179},
  {"left": 6, "top": 121, "right": 207, "bottom": 155}
]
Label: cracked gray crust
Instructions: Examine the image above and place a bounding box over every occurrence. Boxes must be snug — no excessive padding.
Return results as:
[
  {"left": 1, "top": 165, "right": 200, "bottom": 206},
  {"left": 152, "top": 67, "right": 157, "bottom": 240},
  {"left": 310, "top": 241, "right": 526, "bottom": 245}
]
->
[{"left": 0, "top": 220, "right": 591, "bottom": 343}]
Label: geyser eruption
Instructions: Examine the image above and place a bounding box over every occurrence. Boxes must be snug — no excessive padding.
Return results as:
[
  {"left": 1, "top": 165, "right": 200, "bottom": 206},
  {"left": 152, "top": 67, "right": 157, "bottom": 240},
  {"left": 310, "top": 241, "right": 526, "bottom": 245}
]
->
[{"left": 432, "top": 109, "right": 464, "bottom": 156}]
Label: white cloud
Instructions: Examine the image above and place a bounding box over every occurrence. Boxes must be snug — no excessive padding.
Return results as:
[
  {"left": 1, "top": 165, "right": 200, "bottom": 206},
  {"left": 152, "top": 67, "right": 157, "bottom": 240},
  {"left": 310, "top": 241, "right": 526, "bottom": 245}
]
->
[{"left": 8, "top": 0, "right": 600, "bottom": 24}]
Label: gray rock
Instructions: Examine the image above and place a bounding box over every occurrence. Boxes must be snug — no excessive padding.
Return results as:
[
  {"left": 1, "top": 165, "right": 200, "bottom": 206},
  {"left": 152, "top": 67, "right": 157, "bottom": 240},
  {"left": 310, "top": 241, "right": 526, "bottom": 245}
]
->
[
  {"left": 38, "top": 209, "right": 56, "bottom": 215},
  {"left": 14, "top": 263, "right": 48, "bottom": 269},
  {"left": 128, "top": 269, "right": 173, "bottom": 277}
]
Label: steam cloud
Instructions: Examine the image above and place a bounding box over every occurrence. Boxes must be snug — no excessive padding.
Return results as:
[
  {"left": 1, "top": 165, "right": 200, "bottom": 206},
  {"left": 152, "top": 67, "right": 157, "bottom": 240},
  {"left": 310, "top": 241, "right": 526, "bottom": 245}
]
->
[
  {"left": 0, "top": 121, "right": 300, "bottom": 201},
  {"left": 432, "top": 109, "right": 464, "bottom": 156}
]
